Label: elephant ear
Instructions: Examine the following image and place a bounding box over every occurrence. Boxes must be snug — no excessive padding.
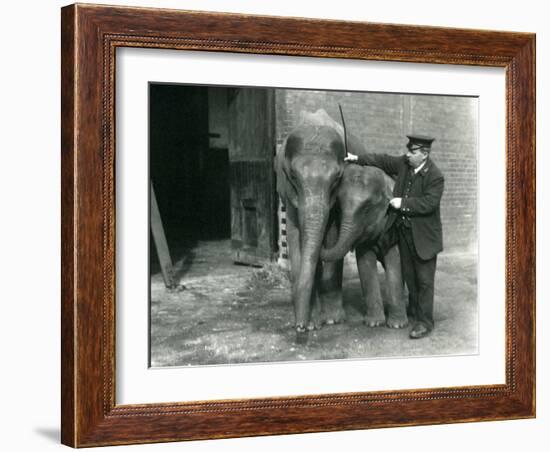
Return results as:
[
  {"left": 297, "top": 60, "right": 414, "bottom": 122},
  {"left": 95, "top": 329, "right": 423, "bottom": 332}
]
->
[
  {"left": 364, "top": 172, "right": 392, "bottom": 238},
  {"left": 372, "top": 172, "right": 393, "bottom": 209},
  {"left": 382, "top": 172, "right": 395, "bottom": 199},
  {"left": 275, "top": 146, "right": 298, "bottom": 206}
]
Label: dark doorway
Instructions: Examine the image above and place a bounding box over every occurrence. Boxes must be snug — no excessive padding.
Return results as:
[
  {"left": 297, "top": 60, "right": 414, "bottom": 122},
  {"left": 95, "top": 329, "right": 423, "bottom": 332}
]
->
[
  {"left": 149, "top": 84, "right": 231, "bottom": 271},
  {"left": 149, "top": 84, "right": 276, "bottom": 277}
]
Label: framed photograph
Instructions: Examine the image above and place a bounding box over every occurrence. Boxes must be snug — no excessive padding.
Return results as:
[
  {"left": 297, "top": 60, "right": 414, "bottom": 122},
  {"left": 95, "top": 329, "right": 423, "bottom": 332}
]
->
[{"left": 61, "top": 3, "right": 535, "bottom": 447}]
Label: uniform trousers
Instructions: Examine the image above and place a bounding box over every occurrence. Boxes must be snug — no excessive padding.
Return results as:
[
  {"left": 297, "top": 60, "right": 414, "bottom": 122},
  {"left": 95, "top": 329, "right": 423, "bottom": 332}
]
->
[{"left": 397, "top": 224, "right": 436, "bottom": 330}]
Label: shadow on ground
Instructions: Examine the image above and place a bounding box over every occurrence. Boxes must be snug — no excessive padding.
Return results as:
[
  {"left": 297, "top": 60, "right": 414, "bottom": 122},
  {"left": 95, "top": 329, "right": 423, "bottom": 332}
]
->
[{"left": 150, "top": 240, "right": 478, "bottom": 367}]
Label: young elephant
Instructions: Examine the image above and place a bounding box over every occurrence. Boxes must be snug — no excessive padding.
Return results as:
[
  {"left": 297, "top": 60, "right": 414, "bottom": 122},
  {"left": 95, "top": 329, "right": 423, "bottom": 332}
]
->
[
  {"left": 320, "top": 164, "right": 408, "bottom": 328},
  {"left": 275, "top": 121, "right": 346, "bottom": 343}
]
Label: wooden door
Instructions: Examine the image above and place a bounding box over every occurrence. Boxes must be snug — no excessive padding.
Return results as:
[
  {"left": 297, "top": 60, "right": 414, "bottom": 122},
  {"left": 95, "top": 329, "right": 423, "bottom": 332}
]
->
[{"left": 227, "top": 88, "right": 276, "bottom": 266}]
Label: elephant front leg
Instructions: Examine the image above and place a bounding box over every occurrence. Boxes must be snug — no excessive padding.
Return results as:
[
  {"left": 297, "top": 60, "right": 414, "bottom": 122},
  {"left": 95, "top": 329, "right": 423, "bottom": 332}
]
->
[
  {"left": 285, "top": 205, "right": 303, "bottom": 326},
  {"left": 382, "top": 245, "right": 408, "bottom": 328},
  {"left": 286, "top": 205, "right": 314, "bottom": 343},
  {"left": 356, "top": 244, "right": 386, "bottom": 327},
  {"left": 308, "top": 266, "right": 323, "bottom": 331}
]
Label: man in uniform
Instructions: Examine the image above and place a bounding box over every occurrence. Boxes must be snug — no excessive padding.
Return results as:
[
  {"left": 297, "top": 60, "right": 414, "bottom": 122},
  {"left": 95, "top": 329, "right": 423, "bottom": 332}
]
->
[{"left": 346, "top": 135, "right": 444, "bottom": 339}]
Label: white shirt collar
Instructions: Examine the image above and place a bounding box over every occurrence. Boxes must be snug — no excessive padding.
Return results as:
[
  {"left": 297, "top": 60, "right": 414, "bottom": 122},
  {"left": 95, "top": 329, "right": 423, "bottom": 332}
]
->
[{"left": 413, "top": 160, "right": 427, "bottom": 174}]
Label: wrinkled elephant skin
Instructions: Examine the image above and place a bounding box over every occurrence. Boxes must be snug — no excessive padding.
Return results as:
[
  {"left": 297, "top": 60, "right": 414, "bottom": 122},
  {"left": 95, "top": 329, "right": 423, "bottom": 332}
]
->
[
  {"left": 321, "top": 164, "right": 408, "bottom": 328},
  {"left": 275, "top": 118, "right": 347, "bottom": 343}
]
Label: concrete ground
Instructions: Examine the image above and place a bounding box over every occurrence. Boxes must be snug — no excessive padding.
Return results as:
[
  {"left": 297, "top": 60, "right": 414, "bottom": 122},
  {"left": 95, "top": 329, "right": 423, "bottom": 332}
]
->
[{"left": 150, "top": 240, "right": 478, "bottom": 367}]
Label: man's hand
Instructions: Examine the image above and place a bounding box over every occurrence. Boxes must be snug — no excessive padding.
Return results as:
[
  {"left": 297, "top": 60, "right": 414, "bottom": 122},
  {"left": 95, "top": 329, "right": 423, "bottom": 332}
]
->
[
  {"left": 345, "top": 152, "right": 358, "bottom": 162},
  {"left": 389, "top": 198, "right": 402, "bottom": 209}
]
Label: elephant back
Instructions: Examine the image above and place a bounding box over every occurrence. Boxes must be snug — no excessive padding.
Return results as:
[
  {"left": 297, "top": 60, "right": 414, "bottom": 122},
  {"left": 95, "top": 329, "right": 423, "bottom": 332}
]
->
[
  {"left": 297, "top": 109, "right": 367, "bottom": 160},
  {"left": 298, "top": 109, "right": 344, "bottom": 136},
  {"left": 343, "top": 164, "right": 392, "bottom": 204}
]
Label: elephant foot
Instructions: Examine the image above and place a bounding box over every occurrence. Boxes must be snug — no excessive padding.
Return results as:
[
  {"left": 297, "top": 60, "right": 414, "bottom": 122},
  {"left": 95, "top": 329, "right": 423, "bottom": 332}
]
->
[
  {"left": 308, "top": 302, "right": 323, "bottom": 330},
  {"left": 386, "top": 306, "right": 409, "bottom": 329},
  {"left": 307, "top": 321, "right": 320, "bottom": 331},
  {"left": 319, "top": 290, "right": 345, "bottom": 326},
  {"left": 295, "top": 325, "right": 309, "bottom": 344},
  {"left": 322, "top": 305, "right": 346, "bottom": 326},
  {"left": 386, "top": 314, "right": 408, "bottom": 329},
  {"left": 364, "top": 314, "right": 386, "bottom": 327}
]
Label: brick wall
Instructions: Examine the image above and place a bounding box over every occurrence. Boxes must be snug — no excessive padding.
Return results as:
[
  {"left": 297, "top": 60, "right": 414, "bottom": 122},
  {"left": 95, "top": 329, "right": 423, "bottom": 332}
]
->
[{"left": 275, "top": 89, "right": 478, "bottom": 252}]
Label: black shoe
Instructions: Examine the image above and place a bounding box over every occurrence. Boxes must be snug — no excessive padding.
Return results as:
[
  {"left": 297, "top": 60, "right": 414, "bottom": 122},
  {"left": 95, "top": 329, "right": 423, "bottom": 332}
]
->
[{"left": 409, "top": 323, "right": 431, "bottom": 339}]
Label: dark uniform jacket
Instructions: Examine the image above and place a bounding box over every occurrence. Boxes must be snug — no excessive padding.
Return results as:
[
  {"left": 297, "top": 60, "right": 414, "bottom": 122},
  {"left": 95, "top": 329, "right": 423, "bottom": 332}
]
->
[{"left": 357, "top": 153, "right": 444, "bottom": 260}]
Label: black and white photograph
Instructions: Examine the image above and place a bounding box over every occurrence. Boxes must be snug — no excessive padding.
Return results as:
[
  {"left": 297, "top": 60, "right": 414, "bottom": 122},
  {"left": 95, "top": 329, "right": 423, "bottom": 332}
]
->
[{"left": 149, "top": 84, "right": 478, "bottom": 367}]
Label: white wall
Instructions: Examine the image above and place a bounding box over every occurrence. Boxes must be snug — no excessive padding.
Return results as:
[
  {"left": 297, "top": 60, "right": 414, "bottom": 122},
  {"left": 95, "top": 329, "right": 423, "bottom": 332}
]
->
[{"left": 1, "top": 1, "right": 545, "bottom": 451}]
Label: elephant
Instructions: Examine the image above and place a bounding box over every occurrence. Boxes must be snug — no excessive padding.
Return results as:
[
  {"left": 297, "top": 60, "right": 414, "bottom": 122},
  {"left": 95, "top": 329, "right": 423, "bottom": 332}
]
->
[
  {"left": 275, "top": 109, "right": 348, "bottom": 343},
  {"left": 320, "top": 163, "right": 409, "bottom": 328}
]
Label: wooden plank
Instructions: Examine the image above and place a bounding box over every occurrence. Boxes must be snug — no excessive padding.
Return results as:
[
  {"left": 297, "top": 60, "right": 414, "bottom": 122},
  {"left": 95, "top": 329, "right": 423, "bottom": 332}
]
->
[{"left": 150, "top": 183, "right": 176, "bottom": 288}]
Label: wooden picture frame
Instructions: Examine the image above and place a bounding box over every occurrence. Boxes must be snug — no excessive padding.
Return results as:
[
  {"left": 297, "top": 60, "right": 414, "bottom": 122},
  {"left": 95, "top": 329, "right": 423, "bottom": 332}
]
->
[{"left": 61, "top": 3, "right": 535, "bottom": 447}]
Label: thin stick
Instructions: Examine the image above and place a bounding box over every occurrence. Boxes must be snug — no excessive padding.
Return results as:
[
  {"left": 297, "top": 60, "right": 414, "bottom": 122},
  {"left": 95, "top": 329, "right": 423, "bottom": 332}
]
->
[{"left": 338, "top": 103, "right": 348, "bottom": 158}]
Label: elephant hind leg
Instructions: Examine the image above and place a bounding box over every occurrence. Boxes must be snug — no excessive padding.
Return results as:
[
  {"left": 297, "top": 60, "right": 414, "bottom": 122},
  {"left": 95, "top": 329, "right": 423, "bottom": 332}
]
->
[
  {"left": 356, "top": 245, "right": 385, "bottom": 327},
  {"left": 383, "top": 245, "right": 408, "bottom": 328}
]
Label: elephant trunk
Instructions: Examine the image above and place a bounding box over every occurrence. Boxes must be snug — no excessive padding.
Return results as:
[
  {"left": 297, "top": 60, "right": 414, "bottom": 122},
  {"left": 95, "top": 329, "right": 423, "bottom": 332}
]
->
[
  {"left": 320, "top": 216, "right": 360, "bottom": 262},
  {"left": 294, "top": 193, "right": 330, "bottom": 330}
]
